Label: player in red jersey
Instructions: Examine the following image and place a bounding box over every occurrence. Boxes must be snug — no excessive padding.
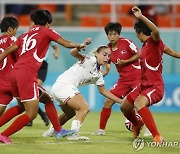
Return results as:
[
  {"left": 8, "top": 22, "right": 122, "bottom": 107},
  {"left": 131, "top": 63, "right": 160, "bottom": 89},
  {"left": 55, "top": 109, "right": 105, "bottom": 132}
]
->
[
  {"left": 0, "top": 16, "right": 19, "bottom": 117},
  {"left": 120, "top": 6, "right": 180, "bottom": 143},
  {"left": 0, "top": 9, "right": 86, "bottom": 144},
  {"left": 92, "top": 22, "right": 141, "bottom": 135}
]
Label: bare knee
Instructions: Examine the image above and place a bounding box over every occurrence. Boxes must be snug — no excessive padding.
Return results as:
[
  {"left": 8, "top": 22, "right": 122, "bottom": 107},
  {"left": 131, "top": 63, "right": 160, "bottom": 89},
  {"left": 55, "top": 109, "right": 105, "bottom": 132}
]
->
[
  {"left": 120, "top": 99, "right": 133, "bottom": 113},
  {"left": 104, "top": 98, "right": 115, "bottom": 108}
]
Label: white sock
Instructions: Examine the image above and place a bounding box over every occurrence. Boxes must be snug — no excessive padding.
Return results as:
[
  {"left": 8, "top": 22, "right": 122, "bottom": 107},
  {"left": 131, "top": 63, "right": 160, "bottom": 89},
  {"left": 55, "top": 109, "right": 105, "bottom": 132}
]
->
[{"left": 71, "top": 120, "right": 82, "bottom": 132}]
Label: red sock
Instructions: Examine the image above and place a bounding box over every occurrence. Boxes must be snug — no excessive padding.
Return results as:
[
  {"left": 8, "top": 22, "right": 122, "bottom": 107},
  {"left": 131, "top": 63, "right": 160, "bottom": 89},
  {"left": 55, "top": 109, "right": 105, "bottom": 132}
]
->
[
  {"left": 0, "top": 106, "right": 23, "bottom": 127},
  {"left": 45, "top": 101, "right": 61, "bottom": 131},
  {"left": 99, "top": 107, "right": 111, "bottom": 130},
  {"left": 1, "top": 113, "right": 31, "bottom": 137},
  {"left": 124, "top": 108, "right": 139, "bottom": 126},
  {"left": 138, "top": 107, "right": 160, "bottom": 137}
]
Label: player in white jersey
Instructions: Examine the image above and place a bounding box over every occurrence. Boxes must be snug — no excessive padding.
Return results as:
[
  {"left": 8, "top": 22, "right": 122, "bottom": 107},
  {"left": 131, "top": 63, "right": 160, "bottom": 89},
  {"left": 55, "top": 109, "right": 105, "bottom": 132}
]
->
[{"left": 43, "top": 39, "right": 123, "bottom": 140}]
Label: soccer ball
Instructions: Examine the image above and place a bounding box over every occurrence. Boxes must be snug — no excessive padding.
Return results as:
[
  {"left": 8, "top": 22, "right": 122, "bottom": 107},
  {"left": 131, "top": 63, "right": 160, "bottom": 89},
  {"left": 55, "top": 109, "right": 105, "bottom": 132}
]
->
[{"left": 125, "top": 114, "right": 142, "bottom": 132}]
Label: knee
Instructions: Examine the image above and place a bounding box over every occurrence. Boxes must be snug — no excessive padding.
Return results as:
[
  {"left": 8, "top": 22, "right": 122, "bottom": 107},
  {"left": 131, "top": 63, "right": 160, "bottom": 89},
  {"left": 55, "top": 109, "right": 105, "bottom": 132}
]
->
[
  {"left": 104, "top": 98, "right": 114, "bottom": 108},
  {"left": 120, "top": 100, "right": 133, "bottom": 113},
  {"left": 81, "top": 104, "right": 90, "bottom": 115},
  {"left": 120, "top": 105, "right": 128, "bottom": 113}
]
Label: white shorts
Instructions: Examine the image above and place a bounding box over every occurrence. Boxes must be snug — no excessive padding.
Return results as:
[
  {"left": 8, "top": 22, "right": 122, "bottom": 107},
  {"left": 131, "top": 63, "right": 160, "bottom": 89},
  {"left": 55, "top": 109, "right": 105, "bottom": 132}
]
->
[{"left": 52, "top": 82, "right": 80, "bottom": 104}]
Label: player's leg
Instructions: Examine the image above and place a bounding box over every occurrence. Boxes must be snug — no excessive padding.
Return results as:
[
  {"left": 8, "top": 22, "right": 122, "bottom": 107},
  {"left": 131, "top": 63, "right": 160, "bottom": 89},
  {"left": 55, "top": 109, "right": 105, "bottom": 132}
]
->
[
  {"left": 0, "top": 98, "right": 24, "bottom": 127},
  {"left": 38, "top": 107, "right": 49, "bottom": 126},
  {"left": 66, "top": 94, "right": 90, "bottom": 140},
  {"left": 39, "top": 87, "right": 76, "bottom": 138},
  {"left": 134, "top": 87, "right": 164, "bottom": 143},
  {"left": 43, "top": 103, "right": 76, "bottom": 137},
  {"left": 92, "top": 98, "right": 114, "bottom": 135},
  {"left": 59, "top": 103, "right": 76, "bottom": 125},
  {"left": 120, "top": 86, "right": 144, "bottom": 139},
  {"left": 37, "top": 60, "right": 49, "bottom": 126},
  {"left": 0, "top": 99, "right": 38, "bottom": 144}
]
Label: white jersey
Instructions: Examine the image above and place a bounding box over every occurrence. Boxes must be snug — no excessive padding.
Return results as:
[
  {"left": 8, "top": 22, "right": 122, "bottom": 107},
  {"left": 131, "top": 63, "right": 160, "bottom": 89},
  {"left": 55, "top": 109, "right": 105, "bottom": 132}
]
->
[{"left": 52, "top": 55, "right": 104, "bottom": 103}]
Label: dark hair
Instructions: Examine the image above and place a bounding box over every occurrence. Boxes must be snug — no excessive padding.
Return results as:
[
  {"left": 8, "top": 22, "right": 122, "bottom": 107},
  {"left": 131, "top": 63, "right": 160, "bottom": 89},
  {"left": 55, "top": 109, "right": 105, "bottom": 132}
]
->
[
  {"left": 0, "top": 16, "right": 19, "bottom": 33},
  {"left": 96, "top": 45, "right": 108, "bottom": 53},
  {"left": 104, "top": 22, "right": 122, "bottom": 35},
  {"left": 30, "top": 9, "right": 52, "bottom": 26},
  {"left": 134, "top": 19, "right": 152, "bottom": 36}
]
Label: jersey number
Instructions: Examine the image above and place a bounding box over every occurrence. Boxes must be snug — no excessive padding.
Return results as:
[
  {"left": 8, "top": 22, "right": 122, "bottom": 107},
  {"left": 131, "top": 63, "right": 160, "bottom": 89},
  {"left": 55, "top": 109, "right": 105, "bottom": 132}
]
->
[
  {"left": 21, "top": 33, "right": 38, "bottom": 56},
  {"left": 0, "top": 48, "right": 7, "bottom": 70}
]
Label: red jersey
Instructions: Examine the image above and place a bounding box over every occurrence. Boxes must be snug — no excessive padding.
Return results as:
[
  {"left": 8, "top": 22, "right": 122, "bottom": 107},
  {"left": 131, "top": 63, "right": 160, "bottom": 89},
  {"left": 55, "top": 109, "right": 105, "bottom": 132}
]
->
[
  {"left": 140, "top": 36, "right": 165, "bottom": 86},
  {"left": 0, "top": 35, "right": 17, "bottom": 88},
  {"left": 108, "top": 38, "right": 141, "bottom": 81},
  {"left": 14, "top": 25, "right": 61, "bottom": 73}
]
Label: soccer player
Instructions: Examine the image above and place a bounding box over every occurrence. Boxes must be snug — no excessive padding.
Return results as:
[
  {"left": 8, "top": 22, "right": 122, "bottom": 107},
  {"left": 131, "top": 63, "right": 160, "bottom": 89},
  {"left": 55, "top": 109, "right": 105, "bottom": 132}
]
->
[
  {"left": 92, "top": 22, "right": 141, "bottom": 135},
  {"left": 0, "top": 9, "right": 86, "bottom": 144},
  {"left": 0, "top": 16, "right": 19, "bottom": 117},
  {"left": 120, "top": 6, "right": 180, "bottom": 143},
  {"left": 43, "top": 39, "right": 123, "bottom": 140},
  {"left": 27, "top": 42, "right": 60, "bottom": 126}
]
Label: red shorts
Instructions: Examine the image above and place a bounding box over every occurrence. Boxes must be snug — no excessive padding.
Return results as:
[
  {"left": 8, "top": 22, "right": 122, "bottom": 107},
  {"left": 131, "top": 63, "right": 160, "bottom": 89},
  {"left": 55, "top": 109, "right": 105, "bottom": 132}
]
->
[
  {"left": 127, "top": 84, "right": 164, "bottom": 106},
  {"left": 11, "top": 68, "right": 39, "bottom": 102},
  {"left": 110, "top": 78, "right": 140, "bottom": 99},
  {"left": 0, "top": 79, "right": 13, "bottom": 106}
]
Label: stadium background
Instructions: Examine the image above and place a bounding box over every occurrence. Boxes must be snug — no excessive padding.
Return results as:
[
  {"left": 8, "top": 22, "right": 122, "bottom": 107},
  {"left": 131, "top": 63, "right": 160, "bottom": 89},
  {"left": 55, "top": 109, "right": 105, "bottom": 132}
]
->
[{"left": 0, "top": 0, "right": 180, "bottom": 112}]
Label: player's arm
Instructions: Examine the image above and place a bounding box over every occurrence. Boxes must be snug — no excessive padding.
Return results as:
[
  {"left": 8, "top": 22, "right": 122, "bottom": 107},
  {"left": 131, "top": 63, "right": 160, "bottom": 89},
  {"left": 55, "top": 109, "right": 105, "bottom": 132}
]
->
[
  {"left": 163, "top": 46, "right": 180, "bottom": 58},
  {"left": 70, "top": 38, "right": 92, "bottom": 61},
  {"left": 52, "top": 44, "right": 60, "bottom": 59},
  {"left": 0, "top": 44, "right": 18, "bottom": 62},
  {"left": 56, "top": 37, "right": 86, "bottom": 49},
  {"left": 118, "top": 52, "right": 140, "bottom": 65},
  {"left": 98, "top": 85, "right": 123, "bottom": 104},
  {"left": 103, "top": 63, "right": 111, "bottom": 77},
  {"left": 132, "top": 6, "right": 160, "bottom": 41}
]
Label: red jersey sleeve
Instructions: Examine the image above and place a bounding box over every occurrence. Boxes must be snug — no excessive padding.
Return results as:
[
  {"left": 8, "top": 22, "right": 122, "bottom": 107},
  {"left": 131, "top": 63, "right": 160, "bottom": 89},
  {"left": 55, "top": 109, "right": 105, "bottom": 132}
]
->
[
  {"left": 125, "top": 39, "right": 139, "bottom": 55},
  {"left": 46, "top": 28, "right": 62, "bottom": 42}
]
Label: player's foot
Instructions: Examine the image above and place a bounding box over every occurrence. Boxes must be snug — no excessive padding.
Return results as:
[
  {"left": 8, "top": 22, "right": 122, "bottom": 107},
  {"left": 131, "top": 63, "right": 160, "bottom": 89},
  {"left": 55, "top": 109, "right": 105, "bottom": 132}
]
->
[
  {"left": 91, "top": 129, "right": 105, "bottom": 136},
  {"left": 0, "top": 134, "right": 12, "bottom": 144},
  {"left": 67, "top": 133, "right": 89, "bottom": 141},
  {"left": 154, "top": 135, "right": 164, "bottom": 144},
  {"left": 26, "top": 121, "right": 33, "bottom": 126},
  {"left": 132, "top": 120, "right": 144, "bottom": 138},
  {"left": 42, "top": 126, "right": 55, "bottom": 137},
  {"left": 143, "top": 128, "right": 152, "bottom": 137},
  {"left": 55, "top": 128, "right": 76, "bottom": 139}
]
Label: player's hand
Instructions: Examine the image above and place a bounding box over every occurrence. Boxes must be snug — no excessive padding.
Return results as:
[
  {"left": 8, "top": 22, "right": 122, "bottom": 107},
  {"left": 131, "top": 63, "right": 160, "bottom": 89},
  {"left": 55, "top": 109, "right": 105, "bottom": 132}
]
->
[
  {"left": 84, "top": 38, "right": 92, "bottom": 45},
  {"left": 53, "top": 51, "right": 59, "bottom": 59},
  {"left": 82, "top": 38, "right": 92, "bottom": 51},
  {"left": 132, "top": 6, "right": 142, "bottom": 18}
]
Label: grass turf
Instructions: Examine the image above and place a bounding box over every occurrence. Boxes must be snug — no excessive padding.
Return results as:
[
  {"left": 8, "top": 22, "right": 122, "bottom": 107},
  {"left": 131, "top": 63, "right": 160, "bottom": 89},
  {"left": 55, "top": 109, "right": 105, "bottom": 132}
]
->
[{"left": 0, "top": 112, "right": 179, "bottom": 154}]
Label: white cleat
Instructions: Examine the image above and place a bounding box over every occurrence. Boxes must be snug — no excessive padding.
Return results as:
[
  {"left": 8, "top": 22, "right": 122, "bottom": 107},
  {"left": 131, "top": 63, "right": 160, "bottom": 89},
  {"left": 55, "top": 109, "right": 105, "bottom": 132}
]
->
[
  {"left": 67, "top": 133, "right": 89, "bottom": 141},
  {"left": 143, "top": 128, "right": 152, "bottom": 137},
  {"left": 42, "top": 126, "right": 55, "bottom": 137},
  {"left": 91, "top": 129, "right": 105, "bottom": 136}
]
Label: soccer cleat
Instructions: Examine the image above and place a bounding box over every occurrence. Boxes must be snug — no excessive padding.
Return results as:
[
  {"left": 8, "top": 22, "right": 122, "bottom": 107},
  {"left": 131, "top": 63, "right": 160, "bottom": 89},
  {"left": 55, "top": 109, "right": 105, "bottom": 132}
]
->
[
  {"left": 132, "top": 120, "right": 144, "bottom": 138},
  {"left": 154, "top": 135, "right": 164, "bottom": 144},
  {"left": 91, "top": 129, "right": 105, "bottom": 136},
  {"left": 143, "top": 128, "right": 152, "bottom": 137},
  {"left": 0, "top": 134, "right": 12, "bottom": 144},
  {"left": 67, "top": 133, "right": 89, "bottom": 141},
  {"left": 55, "top": 128, "right": 76, "bottom": 139},
  {"left": 42, "top": 126, "right": 55, "bottom": 137}
]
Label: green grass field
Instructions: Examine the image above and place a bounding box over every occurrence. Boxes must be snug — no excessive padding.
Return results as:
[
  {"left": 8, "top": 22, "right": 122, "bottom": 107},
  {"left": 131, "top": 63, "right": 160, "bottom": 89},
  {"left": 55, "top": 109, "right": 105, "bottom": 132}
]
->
[{"left": 0, "top": 112, "right": 179, "bottom": 154}]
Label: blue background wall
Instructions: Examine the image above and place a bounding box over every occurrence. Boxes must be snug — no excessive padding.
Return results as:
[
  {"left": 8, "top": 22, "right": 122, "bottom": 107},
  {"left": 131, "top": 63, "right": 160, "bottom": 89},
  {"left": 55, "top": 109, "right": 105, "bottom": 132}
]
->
[{"left": 7, "top": 29, "right": 180, "bottom": 112}]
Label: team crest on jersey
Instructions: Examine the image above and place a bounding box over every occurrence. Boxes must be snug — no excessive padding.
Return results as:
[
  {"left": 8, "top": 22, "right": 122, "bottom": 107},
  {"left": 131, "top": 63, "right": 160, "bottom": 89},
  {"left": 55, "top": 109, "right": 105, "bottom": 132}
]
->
[{"left": 121, "top": 50, "right": 127, "bottom": 54}]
